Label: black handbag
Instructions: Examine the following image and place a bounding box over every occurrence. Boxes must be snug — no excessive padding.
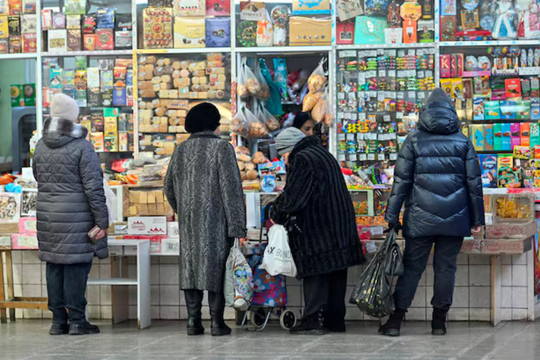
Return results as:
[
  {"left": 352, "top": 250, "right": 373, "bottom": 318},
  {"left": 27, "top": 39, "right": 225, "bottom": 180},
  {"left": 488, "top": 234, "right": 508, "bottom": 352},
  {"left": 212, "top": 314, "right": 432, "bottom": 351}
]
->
[
  {"left": 348, "top": 229, "right": 402, "bottom": 318},
  {"left": 383, "top": 229, "right": 404, "bottom": 277}
]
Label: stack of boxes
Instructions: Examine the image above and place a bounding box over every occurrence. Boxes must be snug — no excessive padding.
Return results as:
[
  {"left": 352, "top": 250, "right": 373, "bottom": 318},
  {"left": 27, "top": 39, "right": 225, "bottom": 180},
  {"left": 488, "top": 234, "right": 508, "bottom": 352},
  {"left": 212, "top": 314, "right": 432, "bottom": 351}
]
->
[{"left": 0, "top": 0, "right": 37, "bottom": 53}]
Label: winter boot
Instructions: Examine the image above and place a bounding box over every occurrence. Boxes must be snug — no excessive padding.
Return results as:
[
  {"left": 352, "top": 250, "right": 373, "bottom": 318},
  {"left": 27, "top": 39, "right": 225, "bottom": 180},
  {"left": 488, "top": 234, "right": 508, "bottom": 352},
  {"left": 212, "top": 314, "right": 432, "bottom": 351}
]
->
[
  {"left": 184, "top": 290, "right": 205, "bottom": 336},
  {"left": 208, "top": 291, "right": 231, "bottom": 336},
  {"left": 432, "top": 308, "right": 448, "bottom": 336},
  {"left": 49, "top": 323, "right": 69, "bottom": 335},
  {"left": 322, "top": 308, "right": 346, "bottom": 333},
  {"left": 69, "top": 322, "right": 100, "bottom": 335},
  {"left": 290, "top": 308, "right": 325, "bottom": 335},
  {"left": 378, "top": 309, "right": 406, "bottom": 337}
]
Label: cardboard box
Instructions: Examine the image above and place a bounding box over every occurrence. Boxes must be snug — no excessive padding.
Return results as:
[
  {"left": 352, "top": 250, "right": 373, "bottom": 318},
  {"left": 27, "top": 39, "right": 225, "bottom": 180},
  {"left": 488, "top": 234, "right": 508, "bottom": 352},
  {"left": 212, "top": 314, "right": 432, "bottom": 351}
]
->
[
  {"left": 292, "top": 0, "right": 330, "bottom": 14},
  {"left": 0, "top": 234, "right": 11, "bottom": 249},
  {"left": 128, "top": 216, "right": 167, "bottom": 235},
  {"left": 19, "top": 217, "right": 36, "bottom": 234},
  {"left": 11, "top": 233, "right": 38, "bottom": 249},
  {"left": 161, "top": 238, "right": 180, "bottom": 254},
  {"left": 143, "top": 8, "right": 173, "bottom": 49},
  {"left": 167, "top": 222, "right": 179, "bottom": 238},
  {"left": 485, "top": 221, "right": 537, "bottom": 239}
]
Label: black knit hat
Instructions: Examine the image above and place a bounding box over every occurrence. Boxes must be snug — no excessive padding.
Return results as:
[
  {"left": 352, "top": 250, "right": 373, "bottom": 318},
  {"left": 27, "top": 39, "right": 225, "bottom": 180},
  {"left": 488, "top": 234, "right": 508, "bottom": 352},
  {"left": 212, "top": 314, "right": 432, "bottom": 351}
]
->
[
  {"left": 185, "top": 102, "right": 221, "bottom": 133},
  {"left": 427, "top": 88, "right": 452, "bottom": 105}
]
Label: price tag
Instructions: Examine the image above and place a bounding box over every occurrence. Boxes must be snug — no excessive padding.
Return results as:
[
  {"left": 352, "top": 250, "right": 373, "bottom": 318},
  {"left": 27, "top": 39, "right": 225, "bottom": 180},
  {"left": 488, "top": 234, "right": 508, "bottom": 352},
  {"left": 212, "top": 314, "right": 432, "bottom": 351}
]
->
[
  {"left": 426, "top": 70, "right": 434, "bottom": 77},
  {"left": 390, "top": 153, "right": 398, "bottom": 161},
  {"left": 358, "top": 112, "right": 366, "bottom": 120},
  {"left": 337, "top": 112, "right": 344, "bottom": 118},
  {"left": 338, "top": 134, "right": 346, "bottom": 141},
  {"left": 339, "top": 50, "right": 357, "bottom": 57},
  {"left": 418, "top": 92, "right": 426, "bottom": 99},
  {"left": 358, "top": 73, "right": 366, "bottom": 84},
  {"left": 378, "top": 93, "right": 385, "bottom": 101},
  {"left": 347, "top": 133, "right": 355, "bottom": 140},
  {"left": 383, "top": 115, "right": 391, "bottom": 122},
  {"left": 343, "top": 84, "right": 351, "bottom": 93},
  {"left": 379, "top": 70, "right": 387, "bottom": 77},
  {"left": 417, "top": 70, "right": 425, "bottom": 78},
  {"left": 368, "top": 154, "right": 376, "bottom": 161},
  {"left": 388, "top": 70, "right": 396, "bottom": 77},
  {"left": 408, "top": 91, "right": 416, "bottom": 98},
  {"left": 397, "top": 92, "right": 405, "bottom": 100},
  {"left": 408, "top": 49, "right": 416, "bottom": 56},
  {"left": 368, "top": 71, "right": 377, "bottom": 78},
  {"left": 396, "top": 111, "right": 404, "bottom": 119},
  {"left": 338, "top": 92, "right": 345, "bottom": 100},
  {"left": 398, "top": 50, "right": 405, "bottom": 57},
  {"left": 338, "top": 154, "right": 346, "bottom": 161},
  {"left": 349, "top": 154, "right": 358, "bottom": 161},
  {"left": 359, "top": 153, "right": 367, "bottom": 161},
  {"left": 378, "top": 153, "right": 386, "bottom": 161}
]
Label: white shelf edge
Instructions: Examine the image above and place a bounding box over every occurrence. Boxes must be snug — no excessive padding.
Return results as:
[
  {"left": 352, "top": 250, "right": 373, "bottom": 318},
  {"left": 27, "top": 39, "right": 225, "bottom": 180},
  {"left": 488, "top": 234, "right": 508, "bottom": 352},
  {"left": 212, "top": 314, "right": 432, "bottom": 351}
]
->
[
  {"left": 88, "top": 278, "right": 138, "bottom": 286},
  {"left": 440, "top": 40, "right": 540, "bottom": 47},
  {"left": 41, "top": 50, "right": 134, "bottom": 57},
  {"left": 336, "top": 43, "right": 436, "bottom": 50},
  {"left": 0, "top": 53, "right": 38, "bottom": 60},
  {"left": 235, "top": 46, "right": 332, "bottom": 54},
  {"left": 137, "top": 47, "right": 232, "bottom": 54}
]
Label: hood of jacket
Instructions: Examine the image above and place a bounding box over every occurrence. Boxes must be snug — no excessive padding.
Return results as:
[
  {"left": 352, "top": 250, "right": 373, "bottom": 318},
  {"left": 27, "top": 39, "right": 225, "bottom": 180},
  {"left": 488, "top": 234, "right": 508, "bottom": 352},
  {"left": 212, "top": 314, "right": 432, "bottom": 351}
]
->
[
  {"left": 289, "top": 136, "right": 321, "bottom": 164},
  {"left": 417, "top": 101, "right": 460, "bottom": 135},
  {"left": 43, "top": 117, "right": 88, "bottom": 149}
]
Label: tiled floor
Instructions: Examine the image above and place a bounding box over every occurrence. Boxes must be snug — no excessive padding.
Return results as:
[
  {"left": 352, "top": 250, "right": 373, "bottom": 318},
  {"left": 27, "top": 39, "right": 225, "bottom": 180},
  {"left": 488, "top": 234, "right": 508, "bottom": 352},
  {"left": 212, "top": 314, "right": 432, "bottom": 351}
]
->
[{"left": 1, "top": 320, "right": 539, "bottom": 360}]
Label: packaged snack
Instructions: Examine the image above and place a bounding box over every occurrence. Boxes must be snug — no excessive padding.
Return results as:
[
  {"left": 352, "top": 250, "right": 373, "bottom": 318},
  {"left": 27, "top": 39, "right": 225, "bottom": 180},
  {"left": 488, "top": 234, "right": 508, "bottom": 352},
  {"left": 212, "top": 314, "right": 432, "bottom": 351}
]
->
[
  {"left": 337, "top": 0, "right": 363, "bottom": 21},
  {"left": 505, "top": 78, "right": 521, "bottom": 98},
  {"left": 66, "top": 14, "right": 81, "bottom": 29},
  {"left": 9, "top": 0, "right": 21, "bottom": 15},
  {"left": 65, "top": 0, "right": 86, "bottom": 15},
  {"left": 311, "top": 89, "right": 329, "bottom": 123},
  {"left": 116, "top": 13, "right": 132, "bottom": 30},
  {"left": 67, "top": 29, "right": 81, "bottom": 51},
  {"left": 484, "top": 101, "right": 500, "bottom": 120},
  {"left": 513, "top": 146, "right": 532, "bottom": 160},
  {"left": 511, "top": 123, "right": 521, "bottom": 148},
  {"left": 82, "top": 14, "right": 96, "bottom": 34},
  {"left": 273, "top": 58, "right": 288, "bottom": 101},
  {"left": 96, "top": 28, "right": 114, "bottom": 50},
  {"left": 520, "top": 122, "right": 530, "bottom": 147},
  {"left": 206, "top": 0, "right": 230, "bottom": 15},
  {"left": 237, "top": 20, "right": 257, "bottom": 47},
  {"left": 497, "top": 155, "right": 520, "bottom": 188},
  {"left": 364, "top": 0, "right": 391, "bottom": 16},
  {"left": 21, "top": 14, "right": 36, "bottom": 33},
  {"left": 479, "top": 154, "right": 497, "bottom": 188},
  {"left": 307, "top": 60, "right": 327, "bottom": 93},
  {"left": 473, "top": 95, "right": 485, "bottom": 120},
  {"left": 143, "top": 8, "right": 173, "bottom": 49},
  {"left": 205, "top": 17, "right": 230, "bottom": 47},
  {"left": 256, "top": 104, "right": 280, "bottom": 132},
  {"left": 256, "top": 17, "right": 273, "bottom": 47},
  {"left": 52, "top": 12, "right": 66, "bottom": 29},
  {"left": 470, "top": 124, "right": 484, "bottom": 150},
  {"left": 97, "top": 7, "right": 115, "bottom": 29},
  {"left": 83, "top": 34, "right": 96, "bottom": 50},
  {"left": 232, "top": 107, "right": 249, "bottom": 138},
  {"left": 484, "top": 123, "right": 494, "bottom": 150},
  {"left": 48, "top": 29, "right": 67, "bottom": 52},
  {"left": 23, "top": 0, "right": 35, "bottom": 14},
  {"left": 174, "top": 17, "right": 205, "bottom": 48},
  {"left": 501, "top": 123, "right": 511, "bottom": 151},
  {"left": 493, "top": 123, "right": 502, "bottom": 150},
  {"left": 245, "top": 106, "right": 269, "bottom": 138},
  {"left": 8, "top": 15, "right": 20, "bottom": 34},
  {"left": 174, "top": 0, "right": 205, "bottom": 16},
  {"left": 302, "top": 90, "right": 323, "bottom": 112}
]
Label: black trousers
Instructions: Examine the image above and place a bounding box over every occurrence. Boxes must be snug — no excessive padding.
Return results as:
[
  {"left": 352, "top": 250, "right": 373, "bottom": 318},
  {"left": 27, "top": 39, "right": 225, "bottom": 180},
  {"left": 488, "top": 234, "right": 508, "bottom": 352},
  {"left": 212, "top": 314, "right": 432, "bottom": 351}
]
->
[
  {"left": 303, "top": 269, "right": 348, "bottom": 324},
  {"left": 46, "top": 262, "right": 92, "bottom": 325},
  {"left": 184, "top": 289, "right": 225, "bottom": 319},
  {"left": 393, "top": 236, "right": 464, "bottom": 311}
]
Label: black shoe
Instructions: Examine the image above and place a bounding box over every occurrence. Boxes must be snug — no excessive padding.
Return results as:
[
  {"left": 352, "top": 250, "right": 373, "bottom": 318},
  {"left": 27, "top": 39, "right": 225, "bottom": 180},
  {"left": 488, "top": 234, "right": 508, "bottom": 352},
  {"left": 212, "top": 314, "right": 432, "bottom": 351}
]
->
[
  {"left": 49, "top": 323, "right": 69, "bottom": 335},
  {"left": 69, "top": 322, "right": 100, "bottom": 336},
  {"left": 432, "top": 308, "right": 447, "bottom": 336},
  {"left": 379, "top": 309, "right": 406, "bottom": 337},
  {"left": 187, "top": 317, "right": 205, "bottom": 336},
  {"left": 208, "top": 291, "right": 232, "bottom": 336},
  {"left": 290, "top": 312, "right": 325, "bottom": 336}
]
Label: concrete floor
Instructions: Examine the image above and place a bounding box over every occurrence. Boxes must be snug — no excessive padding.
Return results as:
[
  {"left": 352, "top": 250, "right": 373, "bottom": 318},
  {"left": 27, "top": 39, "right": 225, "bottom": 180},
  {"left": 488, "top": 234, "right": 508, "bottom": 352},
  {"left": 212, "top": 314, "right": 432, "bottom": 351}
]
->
[{"left": 1, "top": 320, "right": 539, "bottom": 360}]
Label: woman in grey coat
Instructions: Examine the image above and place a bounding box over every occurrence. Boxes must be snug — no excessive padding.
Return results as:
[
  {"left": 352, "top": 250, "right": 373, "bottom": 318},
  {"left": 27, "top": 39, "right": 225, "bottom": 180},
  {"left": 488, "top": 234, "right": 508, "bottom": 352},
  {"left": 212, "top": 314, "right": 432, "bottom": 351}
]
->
[
  {"left": 33, "top": 93, "right": 108, "bottom": 336},
  {"left": 164, "top": 102, "right": 246, "bottom": 336}
]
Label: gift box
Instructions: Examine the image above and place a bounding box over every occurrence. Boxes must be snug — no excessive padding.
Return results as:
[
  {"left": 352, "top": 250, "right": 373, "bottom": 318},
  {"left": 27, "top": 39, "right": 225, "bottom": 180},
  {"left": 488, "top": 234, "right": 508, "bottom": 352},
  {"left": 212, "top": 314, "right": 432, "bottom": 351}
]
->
[
  {"left": 205, "top": 17, "right": 230, "bottom": 47},
  {"left": 128, "top": 216, "right": 167, "bottom": 235},
  {"left": 96, "top": 28, "right": 114, "bottom": 50},
  {"left": 48, "top": 29, "right": 67, "bottom": 52},
  {"left": 206, "top": 0, "right": 230, "bottom": 15},
  {"left": 336, "top": 21, "right": 354, "bottom": 45},
  {"left": 354, "top": 16, "right": 387, "bottom": 44},
  {"left": 174, "top": 16, "right": 205, "bottom": 48},
  {"left": 67, "top": 29, "right": 81, "bottom": 51},
  {"left": 292, "top": 0, "right": 330, "bottom": 15},
  {"left": 143, "top": 7, "right": 173, "bottom": 49},
  {"left": 174, "top": 0, "right": 205, "bottom": 16},
  {"left": 384, "top": 28, "right": 402, "bottom": 44},
  {"left": 289, "top": 17, "right": 331, "bottom": 45},
  {"left": 11, "top": 233, "right": 38, "bottom": 250}
]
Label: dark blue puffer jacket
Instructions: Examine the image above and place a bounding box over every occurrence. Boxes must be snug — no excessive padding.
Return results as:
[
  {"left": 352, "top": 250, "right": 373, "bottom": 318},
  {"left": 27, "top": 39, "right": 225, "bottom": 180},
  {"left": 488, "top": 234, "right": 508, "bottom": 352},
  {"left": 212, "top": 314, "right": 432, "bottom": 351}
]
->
[{"left": 385, "top": 101, "right": 485, "bottom": 239}]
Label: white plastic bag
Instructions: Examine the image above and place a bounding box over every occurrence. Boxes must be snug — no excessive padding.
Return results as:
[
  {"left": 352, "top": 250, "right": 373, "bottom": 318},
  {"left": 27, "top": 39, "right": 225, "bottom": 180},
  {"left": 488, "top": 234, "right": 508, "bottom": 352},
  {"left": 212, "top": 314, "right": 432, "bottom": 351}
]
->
[
  {"left": 103, "top": 177, "right": 117, "bottom": 224},
  {"left": 260, "top": 224, "right": 297, "bottom": 277},
  {"left": 224, "top": 239, "right": 254, "bottom": 310}
]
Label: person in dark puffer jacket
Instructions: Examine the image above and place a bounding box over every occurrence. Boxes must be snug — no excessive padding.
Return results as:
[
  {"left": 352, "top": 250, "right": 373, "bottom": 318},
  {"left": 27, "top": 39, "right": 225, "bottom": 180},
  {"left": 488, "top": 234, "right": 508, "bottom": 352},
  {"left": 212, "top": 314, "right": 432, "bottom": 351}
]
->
[
  {"left": 380, "top": 88, "right": 484, "bottom": 337},
  {"left": 33, "top": 94, "right": 109, "bottom": 336},
  {"left": 271, "top": 128, "right": 364, "bottom": 335}
]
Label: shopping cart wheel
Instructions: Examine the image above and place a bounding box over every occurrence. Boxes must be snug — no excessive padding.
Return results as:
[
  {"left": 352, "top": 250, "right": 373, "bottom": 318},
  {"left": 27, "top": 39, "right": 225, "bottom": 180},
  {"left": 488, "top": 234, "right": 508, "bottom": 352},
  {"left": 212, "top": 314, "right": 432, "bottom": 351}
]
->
[
  {"left": 249, "top": 308, "right": 268, "bottom": 328},
  {"left": 280, "top": 309, "right": 297, "bottom": 330}
]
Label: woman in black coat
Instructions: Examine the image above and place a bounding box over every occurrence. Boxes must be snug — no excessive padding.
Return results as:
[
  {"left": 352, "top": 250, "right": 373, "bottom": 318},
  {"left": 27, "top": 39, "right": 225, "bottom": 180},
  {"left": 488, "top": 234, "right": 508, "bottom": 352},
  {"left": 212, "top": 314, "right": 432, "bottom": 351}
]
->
[
  {"left": 271, "top": 127, "right": 364, "bottom": 335},
  {"left": 380, "top": 88, "right": 484, "bottom": 337}
]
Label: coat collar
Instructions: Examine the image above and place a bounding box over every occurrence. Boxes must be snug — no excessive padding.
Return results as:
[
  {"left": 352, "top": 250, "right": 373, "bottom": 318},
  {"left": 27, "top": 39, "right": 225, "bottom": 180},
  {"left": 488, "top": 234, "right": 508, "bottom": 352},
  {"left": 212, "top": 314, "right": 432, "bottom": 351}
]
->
[
  {"left": 188, "top": 131, "right": 220, "bottom": 140},
  {"left": 289, "top": 136, "right": 321, "bottom": 163},
  {"left": 43, "top": 117, "right": 88, "bottom": 139}
]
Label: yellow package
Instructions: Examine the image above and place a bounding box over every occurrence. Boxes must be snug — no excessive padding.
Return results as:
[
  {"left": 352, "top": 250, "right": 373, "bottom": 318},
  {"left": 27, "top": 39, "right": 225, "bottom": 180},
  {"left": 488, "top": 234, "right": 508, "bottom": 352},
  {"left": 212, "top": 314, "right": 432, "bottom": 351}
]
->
[
  {"left": 174, "top": 17, "right": 205, "bottom": 48},
  {"left": 440, "top": 79, "right": 453, "bottom": 98},
  {"left": 451, "top": 78, "right": 463, "bottom": 99}
]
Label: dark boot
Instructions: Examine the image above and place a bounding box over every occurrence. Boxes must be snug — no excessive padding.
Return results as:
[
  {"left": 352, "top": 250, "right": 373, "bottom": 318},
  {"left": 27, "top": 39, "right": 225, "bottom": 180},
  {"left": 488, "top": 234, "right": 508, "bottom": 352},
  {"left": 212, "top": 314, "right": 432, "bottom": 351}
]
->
[
  {"left": 69, "top": 322, "right": 100, "bottom": 335},
  {"left": 184, "top": 290, "right": 205, "bottom": 336},
  {"left": 432, "top": 308, "right": 448, "bottom": 335},
  {"left": 290, "top": 308, "right": 325, "bottom": 335},
  {"left": 208, "top": 291, "right": 231, "bottom": 336},
  {"left": 49, "top": 323, "right": 69, "bottom": 335},
  {"left": 322, "top": 308, "right": 346, "bottom": 333},
  {"left": 378, "top": 309, "right": 406, "bottom": 337}
]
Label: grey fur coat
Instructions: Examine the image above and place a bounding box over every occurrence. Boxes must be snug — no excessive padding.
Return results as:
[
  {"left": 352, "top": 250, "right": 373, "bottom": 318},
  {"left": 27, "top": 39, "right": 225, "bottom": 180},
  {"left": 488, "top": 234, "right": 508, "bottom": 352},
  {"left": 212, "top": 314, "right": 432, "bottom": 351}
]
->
[{"left": 164, "top": 132, "right": 246, "bottom": 292}]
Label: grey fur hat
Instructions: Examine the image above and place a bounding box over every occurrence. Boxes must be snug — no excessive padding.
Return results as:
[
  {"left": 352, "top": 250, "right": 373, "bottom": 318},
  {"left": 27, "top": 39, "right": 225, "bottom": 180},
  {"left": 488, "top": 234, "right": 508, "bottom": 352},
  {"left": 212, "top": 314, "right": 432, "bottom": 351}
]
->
[
  {"left": 275, "top": 127, "right": 306, "bottom": 155},
  {"left": 51, "top": 93, "right": 80, "bottom": 122}
]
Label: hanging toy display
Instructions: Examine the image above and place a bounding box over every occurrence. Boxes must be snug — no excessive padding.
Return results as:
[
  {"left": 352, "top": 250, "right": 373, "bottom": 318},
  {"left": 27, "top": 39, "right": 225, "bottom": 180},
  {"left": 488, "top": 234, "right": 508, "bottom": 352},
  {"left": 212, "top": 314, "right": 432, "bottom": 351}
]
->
[{"left": 492, "top": 0, "right": 518, "bottom": 39}]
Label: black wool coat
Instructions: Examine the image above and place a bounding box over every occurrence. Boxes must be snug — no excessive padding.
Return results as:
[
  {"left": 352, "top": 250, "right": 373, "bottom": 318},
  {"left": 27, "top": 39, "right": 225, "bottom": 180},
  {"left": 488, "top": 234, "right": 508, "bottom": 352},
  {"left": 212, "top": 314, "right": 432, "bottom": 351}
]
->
[
  {"left": 33, "top": 117, "right": 109, "bottom": 264},
  {"left": 271, "top": 137, "right": 364, "bottom": 278},
  {"left": 385, "top": 101, "right": 485, "bottom": 239}
]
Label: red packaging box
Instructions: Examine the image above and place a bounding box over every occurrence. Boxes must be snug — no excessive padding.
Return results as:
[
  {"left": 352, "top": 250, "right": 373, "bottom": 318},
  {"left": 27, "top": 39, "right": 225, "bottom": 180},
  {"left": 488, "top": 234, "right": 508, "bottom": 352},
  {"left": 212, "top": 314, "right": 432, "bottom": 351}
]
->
[
  {"left": 83, "top": 33, "right": 96, "bottom": 50},
  {"left": 456, "top": 53, "right": 464, "bottom": 78},
  {"left": 96, "top": 28, "right": 114, "bottom": 50},
  {"left": 505, "top": 78, "right": 522, "bottom": 98},
  {"left": 521, "top": 122, "right": 530, "bottom": 147},
  {"left": 22, "top": 32, "right": 36, "bottom": 53},
  {"left": 440, "top": 54, "right": 451, "bottom": 78}
]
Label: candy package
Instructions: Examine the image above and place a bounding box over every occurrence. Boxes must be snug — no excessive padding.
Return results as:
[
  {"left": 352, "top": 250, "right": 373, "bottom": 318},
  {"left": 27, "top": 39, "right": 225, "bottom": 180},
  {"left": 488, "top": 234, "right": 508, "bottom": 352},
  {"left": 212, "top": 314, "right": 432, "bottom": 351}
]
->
[
  {"left": 237, "top": 20, "right": 256, "bottom": 47},
  {"left": 364, "top": 0, "right": 391, "bottom": 16},
  {"left": 205, "top": 17, "right": 230, "bottom": 47},
  {"left": 256, "top": 12, "right": 273, "bottom": 47},
  {"left": 97, "top": 7, "right": 115, "bottom": 29},
  {"left": 206, "top": 0, "right": 230, "bottom": 15}
]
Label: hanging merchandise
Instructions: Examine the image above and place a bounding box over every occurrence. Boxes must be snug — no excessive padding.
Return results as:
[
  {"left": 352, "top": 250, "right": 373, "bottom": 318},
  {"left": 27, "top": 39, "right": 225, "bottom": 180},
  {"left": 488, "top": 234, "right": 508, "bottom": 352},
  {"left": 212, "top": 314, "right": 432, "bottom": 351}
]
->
[
  {"left": 307, "top": 59, "right": 327, "bottom": 93},
  {"left": 232, "top": 107, "right": 250, "bottom": 138},
  {"left": 256, "top": 103, "right": 281, "bottom": 132},
  {"left": 245, "top": 106, "right": 270, "bottom": 138},
  {"left": 337, "top": 0, "right": 364, "bottom": 21},
  {"left": 302, "top": 90, "right": 324, "bottom": 112},
  {"left": 259, "top": 58, "right": 283, "bottom": 116},
  {"left": 311, "top": 88, "right": 329, "bottom": 123},
  {"left": 274, "top": 58, "right": 289, "bottom": 101}
]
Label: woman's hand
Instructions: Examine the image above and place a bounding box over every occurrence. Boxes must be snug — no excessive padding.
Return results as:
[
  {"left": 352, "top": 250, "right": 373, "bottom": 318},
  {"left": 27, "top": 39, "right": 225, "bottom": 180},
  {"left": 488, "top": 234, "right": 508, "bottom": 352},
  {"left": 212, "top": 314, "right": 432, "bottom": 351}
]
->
[{"left": 471, "top": 226, "right": 482, "bottom": 234}]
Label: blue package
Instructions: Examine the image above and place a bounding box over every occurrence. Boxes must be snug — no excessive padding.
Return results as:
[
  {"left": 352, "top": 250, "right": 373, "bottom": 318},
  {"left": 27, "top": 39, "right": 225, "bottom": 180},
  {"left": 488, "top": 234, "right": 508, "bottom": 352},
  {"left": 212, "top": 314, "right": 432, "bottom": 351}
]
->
[
  {"left": 479, "top": 154, "right": 497, "bottom": 188},
  {"left": 501, "top": 123, "right": 512, "bottom": 151}
]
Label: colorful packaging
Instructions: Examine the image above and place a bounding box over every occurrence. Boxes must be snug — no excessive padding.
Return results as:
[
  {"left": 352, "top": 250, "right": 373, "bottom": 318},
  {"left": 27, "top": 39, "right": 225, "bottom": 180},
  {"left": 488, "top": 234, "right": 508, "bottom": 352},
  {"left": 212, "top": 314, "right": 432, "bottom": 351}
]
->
[
  {"left": 511, "top": 123, "right": 521, "bottom": 149},
  {"left": 484, "top": 124, "right": 494, "bottom": 151},
  {"left": 174, "top": 16, "right": 205, "bottom": 48},
  {"left": 67, "top": 29, "right": 81, "bottom": 51},
  {"left": 47, "top": 29, "right": 67, "bottom": 52},
  {"left": 440, "top": 15, "right": 456, "bottom": 41},
  {"left": 104, "top": 116, "right": 117, "bottom": 137},
  {"left": 473, "top": 95, "right": 485, "bottom": 120},
  {"left": 292, "top": 0, "right": 330, "bottom": 15},
  {"left": 402, "top": 20, "right": 417, "bottom": 43},
  {"left": 205, "top": 17, "right": 230, "bottom": 47},
  {"left": 83, "top": 33, "right": 96, "bottom": 50},
  {"left": 354, "top": 16, "right": 386, "bottom": 44},
  {"left": 530, "top": 122, "right": 540, "bottom": 147},
  {"left": 9, "top": 0, "right": 22, "bottom": 15},
  {"left": 497, "top": 154, "right": 515, "bottom": 188},
  {"left": 501, "top": 123, "right": 512, "bottom": 151},
  {"left": 505, "top": 78, "right": 522, "bottom": 98},
  {"left": 500, "top": 101, "right": 516, "bottom": 120},
  {"left": 484, "top": 101, "right": 500, "bottom": 120},
  {"left": 96, "top": 7, "right": 115, "bottom": 29},
  {"left": 66, "top": 14, "right": 81, "bottom": 29},
  {"left": 470, "top": 124, "right": 484, "bottom": 150},
  {"left": 8, "top": 15, "right": 20, "bottom": 34},
  {"left": 451, "top": 78, "right": 463, "bottom": 99},
  {"left": 531, "top": 98, "right": 540, "bottom": 120},
  {"left": 516, "top": 101, "right": 531, "bottom": 120},
  {"left": 440, "top": 54, "right": 451, "bottom": 78},
  {"left": 174, "top": 0, "right": 205, "bottom": 16},
  {"left": 82, "top": 14, "right": 96, "bottom": 33},
  {"left": 0, "top": 15, "right": 8, "bottom": 38},
  {"left": 96, "top": 28, "right": 114, "bottom": 50},
  {"left": 65, "top": 0, "right": 86, "bottom": 15},
  {"left": 479, "top": 154, "right": 497, "bottom": 188},
  {"left": 52, "top": 12, "right": 66, "bottom": 29},
  {"left": 115, "top": 30, "right": 132, "bottom": 49},
  {"left": 90, "top": 132, "right": 104, "bottom": 152},
  {"left": 493, "top": 123, "right": 502, "bottom": 150},
  {"left": 143, "top": 7, "right": 173, "bottom": 49},
  {"left": 113, "top": 86, "right": 127, "bottom": 106},
  {"left": 513, "top": 146, "right": 533, "bottom": 159},
  {"left": 206, "top": 0, "right": 230, "bottom": 15},
  {"left": 22, "top": 32, "right": 36, "bottom": 52},
  {"left": 521, "top": 122, "right": 530, "bottom": 147},
  {"left": 118, "top": 131, "right": 128, "bottom": 151}
]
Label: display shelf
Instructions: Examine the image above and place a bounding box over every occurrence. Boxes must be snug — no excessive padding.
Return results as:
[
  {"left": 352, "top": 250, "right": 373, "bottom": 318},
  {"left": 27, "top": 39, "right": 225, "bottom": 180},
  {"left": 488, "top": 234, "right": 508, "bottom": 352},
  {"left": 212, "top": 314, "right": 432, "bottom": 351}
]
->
[
  {"left": 439, "top": 40, "right": 540, "bottom": 47},
  {"left": 236, "top": 46, "right": 332, "bottom": 54},
  {"left": 137, "top": 48, "right": 232, "bottom": 54},
  {"left": 0, "top": 54, "right": 38, "bottom": 60},
  {"left": 336, "top": 43, "right": 436, "bottom": 50},
  {"left": 41, "top": 50, "right": 134, "bottom": 57}
]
